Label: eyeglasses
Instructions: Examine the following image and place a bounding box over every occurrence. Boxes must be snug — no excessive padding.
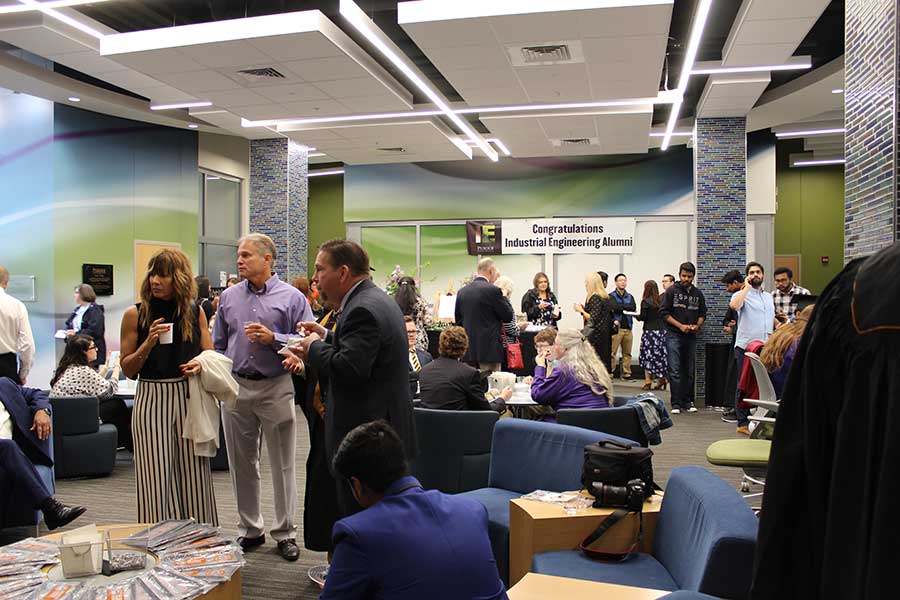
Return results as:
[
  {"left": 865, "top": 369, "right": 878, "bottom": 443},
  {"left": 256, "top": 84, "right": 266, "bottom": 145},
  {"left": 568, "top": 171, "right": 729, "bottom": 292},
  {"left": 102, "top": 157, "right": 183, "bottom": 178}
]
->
[{"left": 87, "top": 345, "right": 97, "bottom": 351}]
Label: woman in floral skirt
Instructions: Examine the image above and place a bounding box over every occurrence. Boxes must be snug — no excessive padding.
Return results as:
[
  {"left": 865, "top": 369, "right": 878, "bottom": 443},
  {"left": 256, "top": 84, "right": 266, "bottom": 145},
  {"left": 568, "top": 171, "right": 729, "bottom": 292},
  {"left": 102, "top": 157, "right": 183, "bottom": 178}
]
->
[{"left": 636, "top": 280, "right": 668, "bottom": 390}]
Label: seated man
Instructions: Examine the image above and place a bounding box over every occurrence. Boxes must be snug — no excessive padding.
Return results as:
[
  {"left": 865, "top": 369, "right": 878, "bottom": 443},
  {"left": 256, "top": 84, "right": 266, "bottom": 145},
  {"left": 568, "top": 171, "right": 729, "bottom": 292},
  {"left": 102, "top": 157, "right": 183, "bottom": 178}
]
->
[
  {"left": 320, "top": 421, "right": 508, "bottom": 600},
  {"left": 418, "top": 327, "right": 508, "bottom": 412},
  {"left": 405, "top": 316, "right": 432, "bottom": 400},
  {"left": 1, "top": 439, "right": 86, "bottom": 530}
]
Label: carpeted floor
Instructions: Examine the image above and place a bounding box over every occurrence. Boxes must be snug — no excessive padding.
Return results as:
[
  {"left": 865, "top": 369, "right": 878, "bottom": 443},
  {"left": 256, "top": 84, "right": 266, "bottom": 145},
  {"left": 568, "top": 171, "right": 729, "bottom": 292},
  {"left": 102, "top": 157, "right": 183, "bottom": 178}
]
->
[{"left": 4, "top": 381, "right": 750, "bottom": 600}]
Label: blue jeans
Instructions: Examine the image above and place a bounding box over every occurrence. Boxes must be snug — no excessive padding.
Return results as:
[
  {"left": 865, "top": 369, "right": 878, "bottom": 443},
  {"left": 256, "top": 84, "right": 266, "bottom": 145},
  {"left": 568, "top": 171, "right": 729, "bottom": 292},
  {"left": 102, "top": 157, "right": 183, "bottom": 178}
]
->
[
  {"left": 734, "top": 348, "right": 751, "bottom": 426},
  {"left": 665, "top": 333, "right": 697, "bottom": 410}
]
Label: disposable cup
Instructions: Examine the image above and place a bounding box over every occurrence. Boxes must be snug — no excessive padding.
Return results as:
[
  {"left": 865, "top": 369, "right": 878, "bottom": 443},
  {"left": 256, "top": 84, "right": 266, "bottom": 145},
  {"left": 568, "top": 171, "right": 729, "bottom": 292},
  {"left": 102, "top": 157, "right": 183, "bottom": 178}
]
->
[{"left": 158, "top": 323, "right": 174, "bottom": 345}]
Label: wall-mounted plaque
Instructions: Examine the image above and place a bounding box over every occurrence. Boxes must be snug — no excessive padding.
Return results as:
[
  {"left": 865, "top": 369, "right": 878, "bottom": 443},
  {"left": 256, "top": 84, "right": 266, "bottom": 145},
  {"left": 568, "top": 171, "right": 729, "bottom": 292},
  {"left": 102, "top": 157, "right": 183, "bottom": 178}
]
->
[
  {"left": 82, "top": 264, "right": 114, "bottom": 296},
  {"left": 7, "top": 275, "right": 35, "bottom": 302}
]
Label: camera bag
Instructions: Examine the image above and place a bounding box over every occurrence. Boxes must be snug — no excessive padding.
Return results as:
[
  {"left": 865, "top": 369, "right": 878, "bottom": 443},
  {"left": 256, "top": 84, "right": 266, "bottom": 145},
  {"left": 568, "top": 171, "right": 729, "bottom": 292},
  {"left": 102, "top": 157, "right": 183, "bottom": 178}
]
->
[{"left": 579, "top": 440, "right": 658, "bottom": 562}]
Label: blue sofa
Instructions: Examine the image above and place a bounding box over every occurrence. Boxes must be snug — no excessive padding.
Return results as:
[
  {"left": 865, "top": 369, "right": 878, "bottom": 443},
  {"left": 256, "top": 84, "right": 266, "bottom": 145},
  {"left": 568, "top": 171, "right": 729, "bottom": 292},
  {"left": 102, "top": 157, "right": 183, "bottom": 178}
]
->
[
  {"left": 531, "top": 466, "right": 757, "bottom": 599},
  {"left": 456, "top": 418, "right": 637, "bottom": 585}
]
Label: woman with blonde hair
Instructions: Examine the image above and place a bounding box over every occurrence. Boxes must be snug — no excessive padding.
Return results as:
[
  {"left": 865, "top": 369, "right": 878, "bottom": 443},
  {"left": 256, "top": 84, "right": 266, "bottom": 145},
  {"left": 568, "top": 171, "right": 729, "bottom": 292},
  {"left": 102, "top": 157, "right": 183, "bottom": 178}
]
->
[
  {"left": 574, "top": 271, "right": 614, "bottom": 371},
  {"left": 494, "top": 275, "right": 527, "bottom": 358},
  {"left": 760, "top": 304, "right": 814, "bottom": 398},
  {"left": 530, "top": 329, "right": 613, "bottom": 420},
  {"left": 120, "top": 248, "right": 217, "bottom": 525}
]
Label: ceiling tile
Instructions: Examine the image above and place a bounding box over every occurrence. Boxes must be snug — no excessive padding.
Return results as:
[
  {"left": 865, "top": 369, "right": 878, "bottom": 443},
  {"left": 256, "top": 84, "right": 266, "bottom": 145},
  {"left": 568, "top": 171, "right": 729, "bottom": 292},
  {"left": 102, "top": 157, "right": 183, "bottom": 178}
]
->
[
  {"left": 455, "top": 86, "right": 530, "bottom": 106},
  {"left": 49, "top": 50, "right": 128, "bottom": 74},
  {"left": 537, "top": 115, "right": 598, "bottom": 139},
  {"left": 419, "top": 43, "right": 510, "bottom": 71},
  {"left": 312, "top": 77, "right": 397, "bottom": 98},
  {"left": 153, "top": 69, "right": 242, "bottom": 93},
  {"left": 178, "top": 40, "right": 272, "bottom": 69},
  {"left": 206, "top": 88, "right": 271, "bottom": 108},
  {"left": 488, "top": 12, "right": 582, "bottom": 44},
  {"left": 396, "top": 19, "right": 496, "bottom": 49},
  {"left": 251, "top": 83, "right": 331, "bottom": 103},
  {"left": 110, "top": 50, "right": 206, "bottom": 74},
  {"left": 248, "top": 34, "right": 343, "bottom": 62},
  {"left": 723, "top": 43, "right": 798, "bottom": 67},
  {"left": 441, "top": 66, "right": 522, "bottom": 90},
  {"left": 227, "top": 104, "right": 296, "bottom": 120},
  {"left": 280, "top": 98, "right": 352, "bottom": 117},
  {"left": 280, "top": 56, "right": 369, "bottom": 82}
]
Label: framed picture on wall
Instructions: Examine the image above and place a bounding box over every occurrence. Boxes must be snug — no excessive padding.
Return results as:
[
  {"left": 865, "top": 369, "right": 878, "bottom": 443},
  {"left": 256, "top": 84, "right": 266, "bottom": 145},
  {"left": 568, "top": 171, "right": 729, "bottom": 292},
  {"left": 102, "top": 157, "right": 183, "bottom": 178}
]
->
[{"left": 82, "top": 264, "right": 114, "bottom": 296}]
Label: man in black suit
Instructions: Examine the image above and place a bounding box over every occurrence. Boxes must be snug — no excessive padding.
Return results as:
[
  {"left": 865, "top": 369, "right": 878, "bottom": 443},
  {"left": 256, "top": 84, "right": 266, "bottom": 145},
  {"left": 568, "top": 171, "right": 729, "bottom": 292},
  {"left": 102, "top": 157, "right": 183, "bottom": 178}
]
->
[
  {"left": 0, "top": 377, "right": 85, "bottom": 529},
  {"left": 292, "top": 240, "right": 417, "bottom": 516},
  {"left": 419, "top": 327, "right": 508, "bottom": 412},
  {"left": 455, "top": 258, "right": 513, "bottom": 372},
  {"left": 404, "top": 316, "right": 432, "bottom": 400}
]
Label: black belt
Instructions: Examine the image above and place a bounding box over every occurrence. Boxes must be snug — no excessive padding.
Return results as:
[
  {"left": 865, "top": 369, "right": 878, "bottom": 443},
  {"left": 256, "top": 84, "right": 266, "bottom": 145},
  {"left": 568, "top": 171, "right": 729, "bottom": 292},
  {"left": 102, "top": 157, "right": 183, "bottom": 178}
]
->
[{"left": 234, "top": 371, "right": 266, "bottom": 380}]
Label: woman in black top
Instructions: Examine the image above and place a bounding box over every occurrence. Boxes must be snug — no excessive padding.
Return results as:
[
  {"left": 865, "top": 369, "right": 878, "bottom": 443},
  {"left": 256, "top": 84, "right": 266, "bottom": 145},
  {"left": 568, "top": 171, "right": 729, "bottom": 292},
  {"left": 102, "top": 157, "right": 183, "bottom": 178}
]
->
[
  {"left": 120, "top": 248, "right": 216, "bottom": 525},
  {"left": 636, "top": 279, "right": 668, "bottom": 390},
  {"left": 574, "top": 272, "right": 613, "bottom": 372},
  {"left": 521, "top": 272, "right": 561, "bottom": 328}
]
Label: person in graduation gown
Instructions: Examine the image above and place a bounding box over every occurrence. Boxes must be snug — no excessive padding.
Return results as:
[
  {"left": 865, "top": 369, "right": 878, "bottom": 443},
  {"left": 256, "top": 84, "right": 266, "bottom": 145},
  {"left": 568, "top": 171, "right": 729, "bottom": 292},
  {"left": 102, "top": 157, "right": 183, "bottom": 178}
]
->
[{"left": 750, "top": 240, "right": 900, "bottom": 600}]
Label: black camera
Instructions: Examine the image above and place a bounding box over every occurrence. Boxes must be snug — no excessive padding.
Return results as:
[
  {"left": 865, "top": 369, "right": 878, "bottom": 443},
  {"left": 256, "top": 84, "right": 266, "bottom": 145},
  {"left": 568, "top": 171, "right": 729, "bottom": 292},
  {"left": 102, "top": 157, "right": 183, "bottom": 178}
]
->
[{"left": 590, "top": 478, "right": 646, "bottom": 511}]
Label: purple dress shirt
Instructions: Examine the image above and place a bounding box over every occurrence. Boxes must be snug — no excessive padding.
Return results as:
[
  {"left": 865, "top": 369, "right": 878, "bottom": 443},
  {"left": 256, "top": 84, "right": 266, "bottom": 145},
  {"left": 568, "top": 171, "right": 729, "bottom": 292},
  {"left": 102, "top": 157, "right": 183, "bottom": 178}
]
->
[
  {"left": 531, "top": 364, "right": 609, "bottom": 420},
  {"left": 213, "top": 275, "right": 313, "bottom": 378}
]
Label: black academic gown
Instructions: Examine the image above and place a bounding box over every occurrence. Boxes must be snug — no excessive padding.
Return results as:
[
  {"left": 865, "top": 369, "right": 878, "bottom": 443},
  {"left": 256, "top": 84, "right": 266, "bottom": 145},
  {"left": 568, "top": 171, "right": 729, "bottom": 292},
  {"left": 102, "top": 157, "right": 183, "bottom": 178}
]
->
[{"left": 751, "top": 241, "right": 900, "bottom": 600}]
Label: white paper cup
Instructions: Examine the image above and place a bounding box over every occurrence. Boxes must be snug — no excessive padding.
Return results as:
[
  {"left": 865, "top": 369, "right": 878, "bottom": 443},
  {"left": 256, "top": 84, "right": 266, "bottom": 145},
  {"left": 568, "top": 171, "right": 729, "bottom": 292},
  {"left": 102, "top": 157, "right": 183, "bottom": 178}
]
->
[{"left": 159, "top": 323, "right": 174, "bottom": 345}]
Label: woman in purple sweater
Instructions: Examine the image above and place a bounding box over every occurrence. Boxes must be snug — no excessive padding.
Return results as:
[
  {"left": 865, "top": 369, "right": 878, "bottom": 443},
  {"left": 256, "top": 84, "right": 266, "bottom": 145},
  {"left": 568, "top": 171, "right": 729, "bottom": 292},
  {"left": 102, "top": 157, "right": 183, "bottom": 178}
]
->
[{"left": 530, "top": 329, "right": 614, "bottom": 420}]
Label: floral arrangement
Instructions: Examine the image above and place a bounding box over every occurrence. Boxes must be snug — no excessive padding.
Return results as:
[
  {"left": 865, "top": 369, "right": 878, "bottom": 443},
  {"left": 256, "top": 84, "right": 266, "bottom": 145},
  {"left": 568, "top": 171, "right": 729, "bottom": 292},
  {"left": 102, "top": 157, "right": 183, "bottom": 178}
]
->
[{"left": 382, "top": 265, "right": 406, "bottom": 297}]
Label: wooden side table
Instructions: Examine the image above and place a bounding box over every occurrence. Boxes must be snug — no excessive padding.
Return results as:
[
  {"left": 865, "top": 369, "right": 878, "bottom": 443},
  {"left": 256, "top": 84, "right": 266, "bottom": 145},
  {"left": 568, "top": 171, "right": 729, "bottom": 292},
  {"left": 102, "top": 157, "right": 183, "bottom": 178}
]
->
[
  {"left": 509, "top": 493, "right": 663, "bottom": 587},
  {"left": 508, "top": 573, "right": 669, "bottom": 599}
]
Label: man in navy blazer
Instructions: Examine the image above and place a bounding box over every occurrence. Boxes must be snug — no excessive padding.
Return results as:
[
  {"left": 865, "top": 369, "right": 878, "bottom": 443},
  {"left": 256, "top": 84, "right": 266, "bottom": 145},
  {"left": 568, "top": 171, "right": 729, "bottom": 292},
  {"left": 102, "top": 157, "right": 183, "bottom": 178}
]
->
[
  {"left": 320, "top": 421, "right": 508, "bottom": 600},
  {"left": 404, "top": 316, "right": 432, "bottom": 399},
  {"left": 0, "top": 376, "right": 52, "bottom": 466},
  {"left": 0, "top": 377, "right": 86, "bottom": 529}
]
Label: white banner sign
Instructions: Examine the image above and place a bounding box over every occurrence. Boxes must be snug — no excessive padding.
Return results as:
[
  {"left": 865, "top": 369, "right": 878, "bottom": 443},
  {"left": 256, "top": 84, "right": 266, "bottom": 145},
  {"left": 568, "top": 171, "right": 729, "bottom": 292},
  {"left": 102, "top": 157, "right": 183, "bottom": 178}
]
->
[{"left": 500, "top": 218, "right": 636, "bottom": 254}]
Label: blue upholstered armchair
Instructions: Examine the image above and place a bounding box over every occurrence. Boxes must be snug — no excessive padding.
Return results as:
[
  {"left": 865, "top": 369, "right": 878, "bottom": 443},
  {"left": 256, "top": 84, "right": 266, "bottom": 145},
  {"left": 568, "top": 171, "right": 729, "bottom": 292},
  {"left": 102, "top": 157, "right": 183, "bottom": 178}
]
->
[
  {"left": 49, "top": 396, "right": 117, "bottom": 478},
  {"left": 409, "top": 407, "right": 499, "bottom": 494},
  {"left": 456, "top": 418, "right": 637, "bottom": 585},
  {"left": 531, "top": 466, "right": 758, "bottom": 599}
]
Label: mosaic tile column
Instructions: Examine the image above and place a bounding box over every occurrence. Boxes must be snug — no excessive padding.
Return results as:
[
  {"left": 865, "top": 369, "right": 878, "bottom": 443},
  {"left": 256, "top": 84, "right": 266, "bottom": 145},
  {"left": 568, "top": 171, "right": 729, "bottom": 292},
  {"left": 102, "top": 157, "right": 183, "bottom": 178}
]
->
[
  {"left": 249, "top": 138, "right": 308, "bottom": 281},
  {"left": 694, "top": 117, "right": 747, "bottom": 406},
  {"left": 845, "top": 0, "right": 899, "bottom": 259}
]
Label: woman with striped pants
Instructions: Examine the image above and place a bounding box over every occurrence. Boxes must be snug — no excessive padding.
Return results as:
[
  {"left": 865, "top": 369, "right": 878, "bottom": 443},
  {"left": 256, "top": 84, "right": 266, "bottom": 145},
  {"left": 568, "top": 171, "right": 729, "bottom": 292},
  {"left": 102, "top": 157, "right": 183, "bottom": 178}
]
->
[{"left": 120, "top": 249, "right": 217, "bottom": 525}]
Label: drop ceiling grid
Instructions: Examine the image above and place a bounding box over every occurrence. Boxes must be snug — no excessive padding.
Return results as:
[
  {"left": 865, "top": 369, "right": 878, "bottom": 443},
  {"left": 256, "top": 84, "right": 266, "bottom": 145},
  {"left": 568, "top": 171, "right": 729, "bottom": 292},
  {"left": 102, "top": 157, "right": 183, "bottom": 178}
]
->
[{"left": 103, "top": 29, "right": 411, "bottom": 121}]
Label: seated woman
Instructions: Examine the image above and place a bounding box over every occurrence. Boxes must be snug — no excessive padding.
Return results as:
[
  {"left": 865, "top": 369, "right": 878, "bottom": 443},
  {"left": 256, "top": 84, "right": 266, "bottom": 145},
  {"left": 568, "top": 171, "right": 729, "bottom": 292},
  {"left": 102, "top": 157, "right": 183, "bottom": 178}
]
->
[
  {"left": 760, "top": 304, "right": 814, "bottom": 398},
  {"left": 50, "top": 334, "right": 131, "bottom": 452},
  {"left": 530, "top": 329, "right": 613, "bottom": 419},
  {"left": 419, "top": 326, "right": 510, "bottom": 413}
]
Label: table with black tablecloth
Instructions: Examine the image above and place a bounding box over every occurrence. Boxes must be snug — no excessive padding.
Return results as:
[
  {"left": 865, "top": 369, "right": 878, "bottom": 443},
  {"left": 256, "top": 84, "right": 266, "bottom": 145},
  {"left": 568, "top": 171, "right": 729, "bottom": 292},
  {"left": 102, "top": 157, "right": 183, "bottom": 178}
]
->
[{"left": 426, "top": 329, "right": 537, "bottom": 377}]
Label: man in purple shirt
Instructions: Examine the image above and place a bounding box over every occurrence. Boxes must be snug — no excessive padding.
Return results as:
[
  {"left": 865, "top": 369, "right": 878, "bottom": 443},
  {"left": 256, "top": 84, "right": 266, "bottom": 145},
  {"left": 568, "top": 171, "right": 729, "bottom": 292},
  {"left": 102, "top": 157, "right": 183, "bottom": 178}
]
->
[{"left": 213, "top": 233, "right": 313, "bottom": 561}]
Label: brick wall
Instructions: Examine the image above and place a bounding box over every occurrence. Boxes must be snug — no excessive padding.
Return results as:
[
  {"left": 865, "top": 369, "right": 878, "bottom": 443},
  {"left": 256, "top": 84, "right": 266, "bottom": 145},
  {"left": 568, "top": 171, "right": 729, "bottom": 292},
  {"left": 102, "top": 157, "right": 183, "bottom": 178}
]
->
[
  {"left": 845, "top": 0, "right": 898, "bottom": 259},
  {"left": 249, "top": 138, "right": 308, "bottom": 281},
  {"left": 695, "top": 117, "right": 747, "bottom": 406}
]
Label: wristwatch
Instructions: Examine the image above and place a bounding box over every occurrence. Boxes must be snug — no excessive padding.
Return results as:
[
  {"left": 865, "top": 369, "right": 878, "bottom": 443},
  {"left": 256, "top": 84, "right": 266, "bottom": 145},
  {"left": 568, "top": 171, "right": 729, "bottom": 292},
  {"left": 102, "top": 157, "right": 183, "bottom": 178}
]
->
[{"left": 40, "top": 408, "right": 51, "bottom": 417}]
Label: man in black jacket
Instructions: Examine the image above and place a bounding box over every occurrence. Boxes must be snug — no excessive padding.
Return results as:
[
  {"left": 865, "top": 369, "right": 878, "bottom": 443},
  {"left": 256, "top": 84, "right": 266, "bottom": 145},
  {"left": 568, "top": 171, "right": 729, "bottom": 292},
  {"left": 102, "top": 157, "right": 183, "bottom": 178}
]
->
[
  {"left": 659, "top": 262, "right": 707, "bottom": 414},
  {"left": 454, "top": 258, "right": 513, "bottom": 372},
  {"left": 294, "top": 240, "right": 417, "bottom": 517},
  {"left": 405, "top": 316, "right": 432, "bottom": 399}
]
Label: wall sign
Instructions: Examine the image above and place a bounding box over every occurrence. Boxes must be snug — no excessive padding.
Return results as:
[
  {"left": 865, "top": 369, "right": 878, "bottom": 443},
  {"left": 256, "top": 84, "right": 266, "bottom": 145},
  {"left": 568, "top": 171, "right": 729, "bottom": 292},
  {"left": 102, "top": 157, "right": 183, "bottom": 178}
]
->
[
  {"left": 467, "top": 217, "right": 636, "bottom": 255},
  {"left": 82, "top": 264, "right": 114, "bottom": 296}
]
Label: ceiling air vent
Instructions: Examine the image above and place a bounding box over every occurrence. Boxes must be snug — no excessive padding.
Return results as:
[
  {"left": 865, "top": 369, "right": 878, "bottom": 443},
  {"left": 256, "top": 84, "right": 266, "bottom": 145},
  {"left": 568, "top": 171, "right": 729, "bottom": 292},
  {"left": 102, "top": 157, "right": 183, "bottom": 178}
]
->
[
  {"left": 522, "top": 44, "right": 571, "bottom": 63},
  {"left": 507, "top": 40, "right": 584, "bottom": 67},
  {"left": 550, "top": 137, "right": 600, "bottom": 148},
  {"left": 235, "top": 67, "right": 286, "bottom": 81},
  {"left": 376, "top": 146, "right": 407, "bottom": 153}
]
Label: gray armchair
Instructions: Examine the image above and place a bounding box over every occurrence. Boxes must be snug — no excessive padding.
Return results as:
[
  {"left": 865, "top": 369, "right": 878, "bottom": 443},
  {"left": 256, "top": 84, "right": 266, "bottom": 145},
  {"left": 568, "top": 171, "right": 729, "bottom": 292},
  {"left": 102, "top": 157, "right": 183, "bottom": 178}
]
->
[{"left": 49, "top": 396, "right": 117, "bottom": 478}]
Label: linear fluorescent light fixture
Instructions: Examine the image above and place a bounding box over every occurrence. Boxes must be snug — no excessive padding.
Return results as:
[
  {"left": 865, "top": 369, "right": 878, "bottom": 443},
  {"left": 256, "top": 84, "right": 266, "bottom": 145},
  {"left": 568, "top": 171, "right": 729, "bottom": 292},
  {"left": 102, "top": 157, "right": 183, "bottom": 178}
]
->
[
  {"left": 308, "top": 152, "right": 327, "bottom": 158},
  {"left": 17, "top": 0, "right": 106, "bottom": 39},
  {"left": 661, "top": 0, "right": 712, "bottom": 150},
  {"left": 1, "top": 0, "right": 109, "bottom": 14},
  {"left": 793, "top": 158, "right": 845, "bottom": 166},
  {"left": 775, "top": 128, "right": 845, "bottom": 138},
  {"left": 650, "top": 131, "right": 692, "bottom": 137},
  {"left": 831, "top": 88, "right": 844, "bottom": 94},
  {"left": 339, "top": 0, "right": 498, "bottom": 161},
  {"left": 467, "top": 138, "right": 512, "bottom": 156},
  {"left": 691, "top": 62, "right": 811, "bottom": 75},
  {"left": 151, "top": 101, "right": 213, "bottom": 111},
  {"left": 308, "top": 169, "right": 345, "bottom": 177},
  {"left": 245, "top": 97, "right": 665, "bottom": 129}
]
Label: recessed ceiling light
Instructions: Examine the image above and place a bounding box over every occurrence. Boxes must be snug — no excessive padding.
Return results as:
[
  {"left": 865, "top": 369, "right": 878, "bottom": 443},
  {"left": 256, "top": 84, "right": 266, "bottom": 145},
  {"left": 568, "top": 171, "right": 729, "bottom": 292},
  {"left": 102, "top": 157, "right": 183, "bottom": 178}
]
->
[
  {"left": 775, "top": 128, "right": 845, "bottom": 138},
  {"left": 188, "top": 124, "right": 199, "bottom": 129},
  {"left": 150, "top": 101, "right": 213, "bottom": 111},
  {"left": 831, "top": 88, "right": 844, "bottom": 94},
  {"left": 68, "top": 97, "right": 80, "bottom": 102}
]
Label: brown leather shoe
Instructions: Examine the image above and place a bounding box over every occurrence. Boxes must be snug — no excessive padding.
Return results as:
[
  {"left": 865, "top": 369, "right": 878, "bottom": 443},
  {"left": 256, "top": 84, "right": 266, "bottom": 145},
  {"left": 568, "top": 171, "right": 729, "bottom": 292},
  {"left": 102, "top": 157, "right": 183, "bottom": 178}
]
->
[{"left": 736, "top": 426, "right": 751, "bottom": 436}]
